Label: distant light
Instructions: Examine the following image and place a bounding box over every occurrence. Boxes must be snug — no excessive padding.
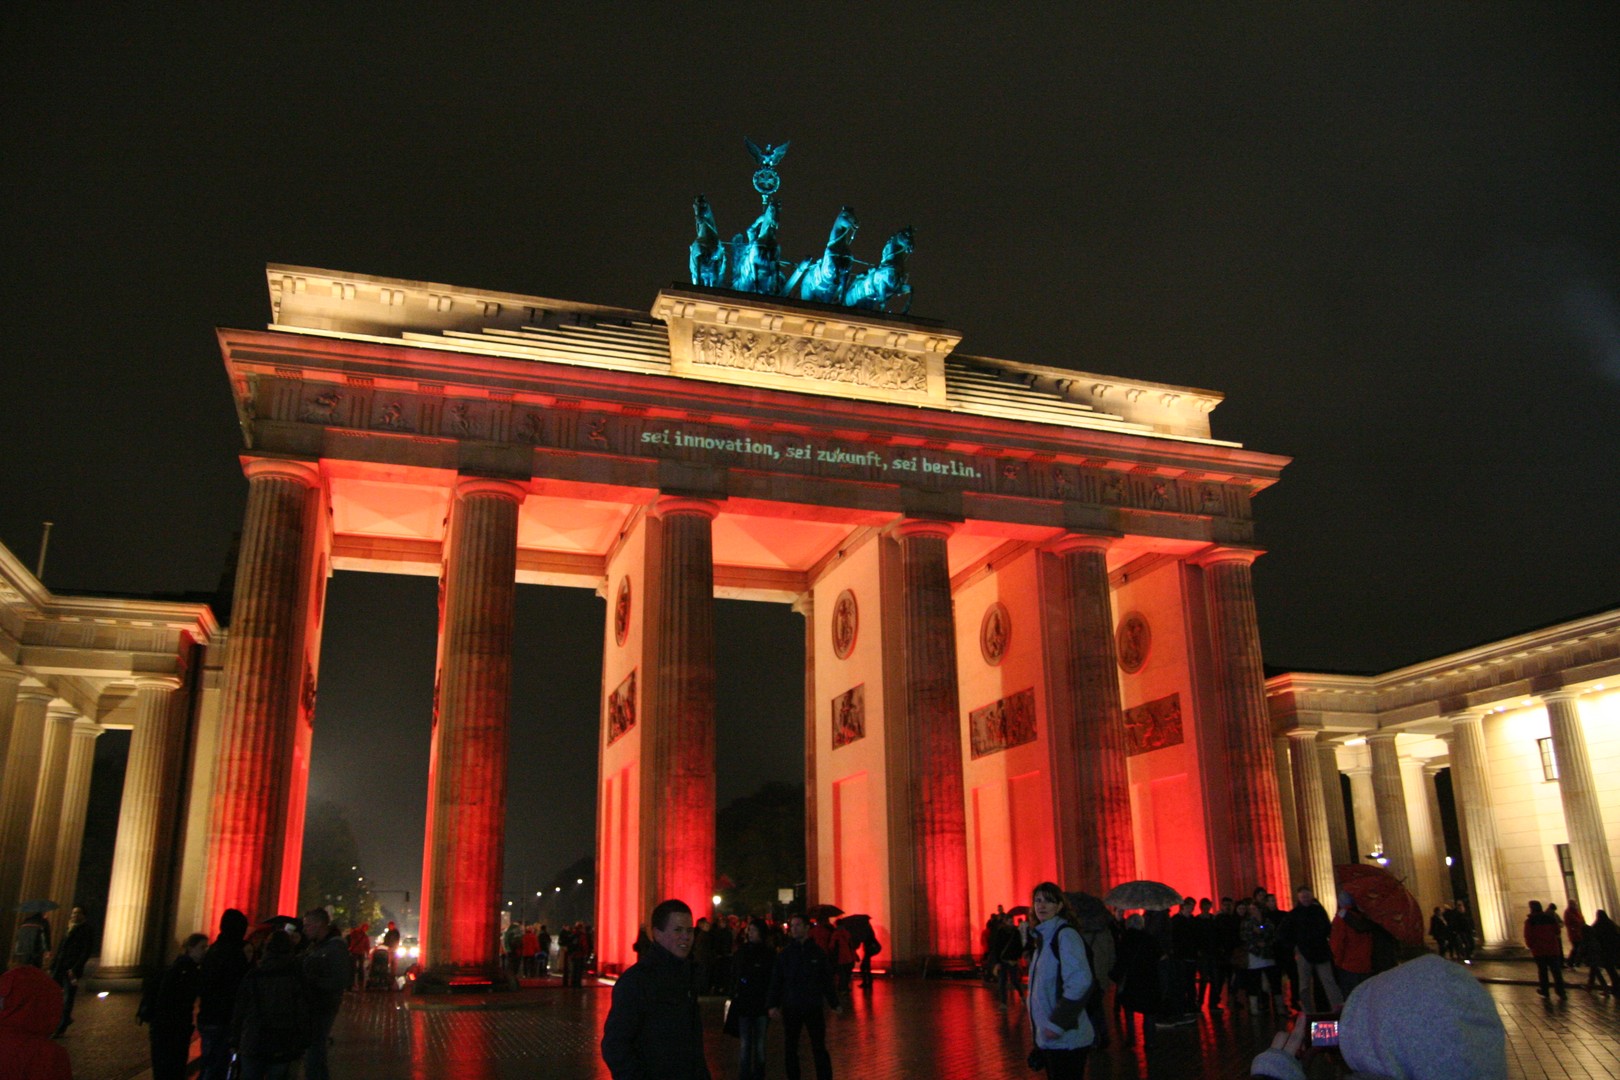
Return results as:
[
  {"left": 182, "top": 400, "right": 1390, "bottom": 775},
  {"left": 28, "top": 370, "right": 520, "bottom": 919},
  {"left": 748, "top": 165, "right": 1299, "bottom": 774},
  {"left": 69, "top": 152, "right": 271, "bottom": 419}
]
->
[
  {"left": 1445, "top": 856, "right": 1454, "bottom": 866},
  {"left": 97, "top": 991, "right": 109, "bottom": 999},
  {"left": 712, "top": 895, "right": 723, "bottom": 907},
  {"left": 554, "top": 887, "right": 561, "bottom": 893},
  {"left": 576, "top": 878, "right": 583, "bottom": 885},
  {"left": 535, "top": 891, "right": 542, "bottom": 897}
]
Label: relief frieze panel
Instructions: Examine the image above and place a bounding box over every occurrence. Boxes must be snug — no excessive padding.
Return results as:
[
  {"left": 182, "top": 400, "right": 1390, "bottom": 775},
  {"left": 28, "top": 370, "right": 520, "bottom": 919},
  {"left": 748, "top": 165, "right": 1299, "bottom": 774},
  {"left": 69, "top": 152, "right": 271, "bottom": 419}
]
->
[{"left": 690, "top": 325, "right": 928, "bottom": 393}]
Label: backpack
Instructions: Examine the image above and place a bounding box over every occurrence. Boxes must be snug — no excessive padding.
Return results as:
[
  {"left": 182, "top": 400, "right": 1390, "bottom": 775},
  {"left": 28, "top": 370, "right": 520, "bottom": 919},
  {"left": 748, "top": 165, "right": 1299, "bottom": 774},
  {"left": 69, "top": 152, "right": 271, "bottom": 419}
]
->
[
  {"left": 1042, "top": 924, "right": 1092, "bottom": 1030},
  {"left": 248, "top": 971, "right": 316, "bottom": 1064}
]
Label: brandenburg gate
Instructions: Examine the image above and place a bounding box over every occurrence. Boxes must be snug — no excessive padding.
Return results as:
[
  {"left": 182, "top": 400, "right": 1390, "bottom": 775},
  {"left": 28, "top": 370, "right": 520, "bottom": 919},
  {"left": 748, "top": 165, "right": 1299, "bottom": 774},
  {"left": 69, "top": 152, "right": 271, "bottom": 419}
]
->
[{"left": 188, "top": 246, "right": 1290, "bottom": 982}]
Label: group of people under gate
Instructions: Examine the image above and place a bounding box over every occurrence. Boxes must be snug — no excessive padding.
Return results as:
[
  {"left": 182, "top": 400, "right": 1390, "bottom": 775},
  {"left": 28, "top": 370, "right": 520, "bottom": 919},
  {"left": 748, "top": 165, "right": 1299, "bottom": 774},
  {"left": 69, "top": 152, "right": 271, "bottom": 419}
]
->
[
  {"left": 594, "top": 879, "right": 1620, "bottom": 1080},
  {"left": 500, "top": 920, "right": 591, "bottom": 984}
]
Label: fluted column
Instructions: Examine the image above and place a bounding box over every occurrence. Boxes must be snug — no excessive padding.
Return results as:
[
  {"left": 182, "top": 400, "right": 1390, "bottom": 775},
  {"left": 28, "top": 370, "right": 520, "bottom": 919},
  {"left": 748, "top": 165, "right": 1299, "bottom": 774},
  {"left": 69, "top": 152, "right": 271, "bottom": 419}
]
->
[
  {"left": 100, "top": 676, "right": 185, "bottom": 976},
  {"left": 1400, "top": 756, "right": 1443, "bottom": 918},
  {"left": 1194, "top": 549, "right": 1290, "bottom": 895},
  {"left": 204, "top": 458, "right": 321, "bottom": 925},
  {"left": 1051, "top": 535, "right": 1135, "bottom": 892},
  {"left": 421, "top": 477, "right": 525, "bottom": 982},
  {"left": 1367, "top": 733, "right": 1415, "bottom": 886},
  {"left": 1318, "top": 740, "right": 1352, "bottom": 867},
  {"left": 794, "top": 593, "right": 818, "bottom": 903},
  {"left": 1545, "top": 691, "right": 1619, "bottom": 915},
  {"left": 19, "top": 703, "right": 78, "bottom": 905},
  {"left": 1288, "top": 730, "right": 1336, "bottom": 905},
  {"left": 0, "top": 665, "right": 26, "bottom": 780},
  {"left": 49, "top": 718, "right": 104, "bottom": 913},
  {"left": 1275, "top": 736, "right": 1306, "bottom": 890},
  {"left": 0, "top": 686, "right": 54, "bottom": 940},
  {"left": 1448, "top": 712, "right": 1511, "bottom": 947},
  {"left": 1421, "top": 762, "right": 1453, "bottom": 903},
  {"left": 1346, "top": 766, "right": 1379, "bottom": 860},
  {"left": 898, "top": 520, "right": 971, "bottom": 964}
]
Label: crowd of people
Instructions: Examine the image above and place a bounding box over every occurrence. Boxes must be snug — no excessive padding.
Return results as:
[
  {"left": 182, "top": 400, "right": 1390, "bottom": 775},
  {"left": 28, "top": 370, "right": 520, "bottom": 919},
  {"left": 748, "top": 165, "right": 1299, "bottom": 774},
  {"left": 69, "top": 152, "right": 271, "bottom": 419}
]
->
[{"left": 500, "top": 920, "right": 595, "bottom": 982}]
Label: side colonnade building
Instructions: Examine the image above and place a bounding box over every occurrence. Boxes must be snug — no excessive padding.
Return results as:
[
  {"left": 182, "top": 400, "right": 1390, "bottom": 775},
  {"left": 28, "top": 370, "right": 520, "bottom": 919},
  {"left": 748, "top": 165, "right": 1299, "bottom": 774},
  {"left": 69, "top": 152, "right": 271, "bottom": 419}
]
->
[{"left": 1268, "top": 608, "right": 1620, "bottom": 952}]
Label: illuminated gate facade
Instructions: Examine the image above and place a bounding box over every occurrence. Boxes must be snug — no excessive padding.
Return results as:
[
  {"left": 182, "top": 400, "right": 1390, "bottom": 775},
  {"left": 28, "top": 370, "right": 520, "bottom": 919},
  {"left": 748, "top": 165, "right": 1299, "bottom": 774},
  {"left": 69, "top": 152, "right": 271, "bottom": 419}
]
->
[{"left": 198, "top": 264, "right": 1291, "bottom": 980}]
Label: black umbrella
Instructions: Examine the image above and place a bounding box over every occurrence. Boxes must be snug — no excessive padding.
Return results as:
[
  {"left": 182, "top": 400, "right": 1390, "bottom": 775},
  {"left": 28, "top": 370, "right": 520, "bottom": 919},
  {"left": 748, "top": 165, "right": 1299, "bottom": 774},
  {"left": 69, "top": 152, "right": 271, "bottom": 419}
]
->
[
  {"left": 16, "top": 899, "right": 59, "bottom": 914},
  {"left": 1102, "top": 880, "right": 1183, "bottom": 911},
  {"left": 1064, "top": 891, "right": 1111, "bottom": 930}
]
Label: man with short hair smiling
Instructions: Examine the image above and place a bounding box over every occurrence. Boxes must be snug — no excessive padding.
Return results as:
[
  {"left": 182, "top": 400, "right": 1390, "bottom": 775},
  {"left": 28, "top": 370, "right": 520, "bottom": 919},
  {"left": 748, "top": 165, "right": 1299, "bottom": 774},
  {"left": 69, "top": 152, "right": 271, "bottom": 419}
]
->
[{"left": 601, "top": 898, "right": 713, "bottom": 1079}]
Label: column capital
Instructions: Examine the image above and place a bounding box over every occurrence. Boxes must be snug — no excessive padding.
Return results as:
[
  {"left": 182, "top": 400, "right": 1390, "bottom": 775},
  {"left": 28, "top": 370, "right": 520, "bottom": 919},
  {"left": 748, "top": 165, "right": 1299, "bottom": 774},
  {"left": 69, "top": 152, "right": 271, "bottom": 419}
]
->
[
  {"left": 1190, "top": 544, "right": 1266, "bottom": 568},
  {"left": 651, "top": 495, "right": 720, "bottom": 521},
  {"left": 241, "top": 456, "right": 321, "bottom": 486},
  {"left": 1422, "top": 758, "right": 1450, "bottom": 774},
  {"left": 1366, "top": 730, "right": 1401, "bottom": 745},
  {"left": 44, "top": 700, "right": 79, "bottom": 721},
  {"left": 454, "top": 476, "right": 528, "bottom": 504},
  {"left": 791, "top": 592, "right": 813, "bottom": 618},
  {"left": 0, "top": 664, "right": 27, "bottom": 687},
  {"left": 1046, "top": 532, "right": 1118, "bottom": 556},
  {"left": 1443, "top": 709, "right": 1487, "bottom": 729},
  {"left": 71, "top": 718, "right": 105, "bottom": 739},
  {"left": 895, "top": 517, "right": 955, "bottom": 541},
  {"left": 1284, "top": 727, "right": 1321, "bottom": 743},
  {"left": 15, "top": 682, "right": 56, "bottom": 706},
  {"left": 1541, "top": 689, "right": 1583, "bottom": 706},
  {"left": 132, "top": 675, "right": 184, "bottom": 692}
]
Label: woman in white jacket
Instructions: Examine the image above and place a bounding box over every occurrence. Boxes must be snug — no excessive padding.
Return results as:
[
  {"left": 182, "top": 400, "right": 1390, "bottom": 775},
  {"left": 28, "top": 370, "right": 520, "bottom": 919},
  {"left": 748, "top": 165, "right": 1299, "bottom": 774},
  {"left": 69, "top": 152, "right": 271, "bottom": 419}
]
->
[{"left": 1026, "top": 882, "right": 1096, "bottom": 1079}]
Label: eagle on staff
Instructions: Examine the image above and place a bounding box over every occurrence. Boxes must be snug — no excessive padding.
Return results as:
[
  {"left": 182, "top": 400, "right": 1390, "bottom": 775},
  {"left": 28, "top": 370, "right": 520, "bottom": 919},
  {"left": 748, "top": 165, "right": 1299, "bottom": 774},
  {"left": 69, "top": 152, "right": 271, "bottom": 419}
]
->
[{"left": 744, "top": 137, "right": 790, "bottom": 201}]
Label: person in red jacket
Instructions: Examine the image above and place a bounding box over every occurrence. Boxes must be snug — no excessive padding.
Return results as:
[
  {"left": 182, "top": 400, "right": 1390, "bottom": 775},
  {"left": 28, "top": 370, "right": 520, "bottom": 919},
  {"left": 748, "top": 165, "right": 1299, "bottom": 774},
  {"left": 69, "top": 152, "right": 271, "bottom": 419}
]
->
[
  {"left": 0, "top": 963, "right": 72, "bottom": 1080},
  {"left": 1524, "top": 900, "right": 1567, "bottom": 999},
  {"left": 1328, "top": 891, "right": 1376, "bottom": 997},
  {"left": 1563, "top": 900, "right": 1587, "bottom": 968}
]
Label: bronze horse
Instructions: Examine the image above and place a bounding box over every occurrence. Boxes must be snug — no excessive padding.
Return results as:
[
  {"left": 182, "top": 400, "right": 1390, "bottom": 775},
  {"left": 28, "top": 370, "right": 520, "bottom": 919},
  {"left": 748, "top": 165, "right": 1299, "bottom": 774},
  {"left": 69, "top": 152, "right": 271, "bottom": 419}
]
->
[
  {"left": 689, "top": 195, "right": 728, "bottom": 288},
  {"left": 790, "top": 206, "right": 859, "bottom": 305},
  {"left": 843, "top": 226, "right": 913, "bottom": 312},
  {"left": 731, "top": 200, "right": 786, "bottom": 295}
]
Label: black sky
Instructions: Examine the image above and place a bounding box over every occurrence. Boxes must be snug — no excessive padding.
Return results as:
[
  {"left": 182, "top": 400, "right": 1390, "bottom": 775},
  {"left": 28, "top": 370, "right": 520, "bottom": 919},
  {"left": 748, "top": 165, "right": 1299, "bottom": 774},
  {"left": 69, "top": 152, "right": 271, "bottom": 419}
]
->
[{"left": 5, "top": 8, "right": 1617, "bottom": 903}]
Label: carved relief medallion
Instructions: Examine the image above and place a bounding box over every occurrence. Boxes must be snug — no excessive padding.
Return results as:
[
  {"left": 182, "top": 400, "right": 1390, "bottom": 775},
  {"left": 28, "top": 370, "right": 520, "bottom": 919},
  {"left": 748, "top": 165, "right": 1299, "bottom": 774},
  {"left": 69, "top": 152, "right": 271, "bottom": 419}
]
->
[
  {"left": 614, "top": 577, "right": 632, "bottom": 646},
  {"left": 831, "top": 589, "right": 858, "bottom": 659},
  {"left": 1116, "top": 612, "right": 1151, "bottom": 674},
  {"left": 980, "top": 602, "right": 1011, "bottom": 666}
]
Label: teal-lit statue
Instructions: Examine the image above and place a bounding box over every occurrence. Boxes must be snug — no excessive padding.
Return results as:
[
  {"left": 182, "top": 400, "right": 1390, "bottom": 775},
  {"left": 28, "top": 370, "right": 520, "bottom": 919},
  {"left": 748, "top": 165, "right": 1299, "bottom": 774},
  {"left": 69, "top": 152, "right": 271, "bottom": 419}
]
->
[
  {"left": 686, "top": 138, "right": 916, "bottom": 312},
  {"left": 844, "top": 225, "right": 913, "bottom": 313},
  {"left": 791, "top": 206, "right": 859, "bottom": 305},
  {"left": 689, "top": 195, "right": 728, "bottom": 288},
  {"left": 731, "top": 199, "right": 786, "bottom": 295}
]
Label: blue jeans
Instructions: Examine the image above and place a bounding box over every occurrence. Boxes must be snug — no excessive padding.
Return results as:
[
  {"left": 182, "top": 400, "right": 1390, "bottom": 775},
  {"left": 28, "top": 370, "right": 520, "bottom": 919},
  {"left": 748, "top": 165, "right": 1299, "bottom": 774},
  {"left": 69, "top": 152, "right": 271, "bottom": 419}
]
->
[{"left": 737, "top": 1014, "right": 769, "bottom": 1080}]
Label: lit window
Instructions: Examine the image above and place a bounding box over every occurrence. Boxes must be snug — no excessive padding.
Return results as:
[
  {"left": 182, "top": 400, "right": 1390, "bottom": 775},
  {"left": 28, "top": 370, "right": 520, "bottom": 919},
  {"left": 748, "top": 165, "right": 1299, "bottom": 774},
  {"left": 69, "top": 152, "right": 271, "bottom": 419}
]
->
[{"left": 1538, "top": 738, "right": 1559, "bottom": 781}]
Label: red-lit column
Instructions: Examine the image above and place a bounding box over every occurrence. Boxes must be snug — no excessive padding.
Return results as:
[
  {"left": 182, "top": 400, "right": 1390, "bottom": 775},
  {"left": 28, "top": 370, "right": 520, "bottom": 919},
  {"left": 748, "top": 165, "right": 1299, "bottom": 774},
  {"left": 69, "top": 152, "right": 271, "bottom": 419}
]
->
[
  {"left": 1194, "top": 548, "right": 1290, "bottom": 896},
  {"left": 645, "top": 497, "right": 719, "bottom": 916},
  {"left": 898, "top": 519, "right": 971, "bottom": 966},
  {"left": 1051, "top": 535, "right": 1135, "bottom": 892},
  {"left": 203, "top": 458, "right": 321, "bottom": 925},
  {"left": 1544, "top": 691, "right": 1619, "bottom": 916},
  {"left": 18, "top": 702, "right": 78, "bottom": 906},
  {"left": 0, "top": 685, "right": 54, "bottom": 941},
  {"left": 421, "top": 477, "right": 524, "bottom": 983},
  {"left": 100, "top": 677, "right": 187, "bottom": 977}
]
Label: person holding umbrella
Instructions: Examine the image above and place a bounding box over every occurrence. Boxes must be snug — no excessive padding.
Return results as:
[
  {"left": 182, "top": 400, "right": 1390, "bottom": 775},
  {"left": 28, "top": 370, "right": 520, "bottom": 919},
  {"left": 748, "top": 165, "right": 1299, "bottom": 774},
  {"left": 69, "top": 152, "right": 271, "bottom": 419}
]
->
[{"left": 11, "top": 902, "right": 54, "bottom": 969}]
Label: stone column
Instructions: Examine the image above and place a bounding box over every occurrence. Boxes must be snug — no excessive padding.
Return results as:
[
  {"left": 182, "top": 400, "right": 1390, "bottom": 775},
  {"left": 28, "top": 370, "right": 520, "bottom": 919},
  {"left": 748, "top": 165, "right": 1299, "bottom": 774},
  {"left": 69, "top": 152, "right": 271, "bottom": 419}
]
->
[
  {"left": 1447, "top": 712, "right": 1512, "bottom": 948},
  {"left": 1367, "top": 733, "right": 1416, "bottom": 886},
  {"left": 49, "top": 718, "right": 104, "bottom": 913},
  {"left": 100, "top": 677, "right": 185, "bottom": 977},
  {"left": 1346, "top": 766, "right": 1380, "bottom": 862},
  {"left": 1050, "top": 535, "right": 1135, "bottom": 892},
  {"left": 421, "top": 477, "right": 524, "bottom": 982},
  {"left": 0, "top": 665, "right": 26, "bottom": 781},
  {"left": 898, "top": 520, "right": 971, "bottom": 964},
  {"left": 794, "top": 593, "right": 818, "bottom": 904},
  {"left": 1420, "top": 762, "right": 1454, "bottom": 903},
  {"left": 18, "top": 702, "right": 78, "bottom": 905},
  {"left": 1288, "top": 730, "right": 1336, "bottom": 905},
  {"left": 1545, "top": 691, "right": 1619, "bottom": 915},
  {"left": 1400, "top": 756, "right": 1443, "bottom": 918},
  {"left": 204, "top": 458, "right": 322, "bottom": 925},
  {"left": 0, "top": 686, "right": 54, "bottom": 938},
  {"left": 1194, "top": 549, "right": 1290, "bottom": 896},
  {"left": 1318, "top": 740, "right": 1352, "bottom": 867},
  {"left": 1274, "top": 735, "right": 1306, "bottom": 891}
]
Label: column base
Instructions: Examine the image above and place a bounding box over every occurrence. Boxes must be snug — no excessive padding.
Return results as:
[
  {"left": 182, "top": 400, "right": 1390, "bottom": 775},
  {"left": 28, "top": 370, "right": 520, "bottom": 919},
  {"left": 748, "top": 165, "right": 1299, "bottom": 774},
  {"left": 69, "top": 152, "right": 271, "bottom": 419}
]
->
[
  {"left": 83, "top": 961, "right": 146, "bottom": 991},
  {"left": 412, "top": 966, "right": 518, "bottom": 994}
]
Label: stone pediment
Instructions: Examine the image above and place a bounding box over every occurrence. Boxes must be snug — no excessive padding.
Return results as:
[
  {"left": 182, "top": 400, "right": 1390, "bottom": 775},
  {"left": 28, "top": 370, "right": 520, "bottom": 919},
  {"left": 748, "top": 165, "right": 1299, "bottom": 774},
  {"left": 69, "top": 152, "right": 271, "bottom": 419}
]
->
[{"left": 653, "top": 286, "right": 961, "bottom": 408}]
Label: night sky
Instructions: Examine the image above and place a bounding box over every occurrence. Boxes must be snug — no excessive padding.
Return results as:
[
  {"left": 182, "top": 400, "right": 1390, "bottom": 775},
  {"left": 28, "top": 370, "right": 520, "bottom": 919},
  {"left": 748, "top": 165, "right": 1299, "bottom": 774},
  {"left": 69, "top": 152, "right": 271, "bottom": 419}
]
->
[{"left": 4, "top": 9, "right": 1617, "bottom": 910}]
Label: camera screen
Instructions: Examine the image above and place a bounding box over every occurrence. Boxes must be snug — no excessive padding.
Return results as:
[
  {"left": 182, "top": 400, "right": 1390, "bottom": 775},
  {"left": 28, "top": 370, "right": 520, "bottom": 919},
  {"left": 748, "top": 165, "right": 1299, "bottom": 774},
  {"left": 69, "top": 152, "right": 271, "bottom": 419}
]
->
[{"left": 1310, "top": 1019, "right": 1340, "bottom": 1047}]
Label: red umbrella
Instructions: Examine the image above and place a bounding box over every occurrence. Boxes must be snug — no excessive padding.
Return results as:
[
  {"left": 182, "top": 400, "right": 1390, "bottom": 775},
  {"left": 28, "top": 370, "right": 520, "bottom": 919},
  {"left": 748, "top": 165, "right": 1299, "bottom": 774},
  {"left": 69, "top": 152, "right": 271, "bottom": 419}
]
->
[{"left": 1335, "top": 863, "right": 1424, "bottom": 946}]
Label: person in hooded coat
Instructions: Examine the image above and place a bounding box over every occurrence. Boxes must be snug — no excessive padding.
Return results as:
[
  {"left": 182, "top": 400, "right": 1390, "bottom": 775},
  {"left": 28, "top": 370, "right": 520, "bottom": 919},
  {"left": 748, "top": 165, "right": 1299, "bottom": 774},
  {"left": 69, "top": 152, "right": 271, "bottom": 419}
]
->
[
  {"left": 48, "top": 907, "right": 93, "bottom": 1037},
  {"left": 145, "top": 933, "right": 209, "bottom": 1080},
  {"left": 0, "top": 963, "right": 72, "bottom": 1080}
]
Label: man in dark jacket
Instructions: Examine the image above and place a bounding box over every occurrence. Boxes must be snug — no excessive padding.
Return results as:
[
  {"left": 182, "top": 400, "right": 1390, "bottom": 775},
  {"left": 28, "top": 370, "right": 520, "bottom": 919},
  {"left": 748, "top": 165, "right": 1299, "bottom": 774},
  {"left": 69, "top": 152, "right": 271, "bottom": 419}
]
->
[
  {"left": 768, "top": 913, "right": 840, "bottom": 1080},
  {"left": 1281, "top": 885, "right": 1342, "bottom": 1012},
  {"left": 144, "top": 933, "right": 208, "bottom": 1080},
  {"left": 301, "top": 908, "right": 350, "bottom": 1080},
  {"left": 197, "top": 908, "right": 251, "bottom": 1080},
  {"left": 48, "top": 906, "right": 93, "bottom": 1036},
  {"left": 601, "top": 898, "right": 712, "bottom": 1079},
  {"left": 1525, "top": 900, "right": 1567, "bottom": 999}
]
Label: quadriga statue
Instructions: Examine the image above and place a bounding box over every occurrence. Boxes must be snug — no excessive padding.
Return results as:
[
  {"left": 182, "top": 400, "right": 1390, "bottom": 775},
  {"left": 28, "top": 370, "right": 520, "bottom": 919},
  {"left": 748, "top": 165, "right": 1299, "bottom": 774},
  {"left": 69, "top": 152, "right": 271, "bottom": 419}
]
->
[
  {"left": 689, "top": 195, "right": 728, "bottom": 288},
  {"left": 790, "top": 205, "right": 859, "bottom": 305},
  {"left": 843, "top": 226, "right": 913, "bottom": 313}
]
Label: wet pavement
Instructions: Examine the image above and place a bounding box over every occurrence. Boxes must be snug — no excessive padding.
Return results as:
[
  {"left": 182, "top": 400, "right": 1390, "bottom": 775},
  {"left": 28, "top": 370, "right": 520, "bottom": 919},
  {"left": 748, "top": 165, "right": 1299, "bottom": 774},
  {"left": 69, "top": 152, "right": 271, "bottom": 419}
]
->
[{"left": 67, "top": 962, "right": 1620, "bottom": 1080}]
